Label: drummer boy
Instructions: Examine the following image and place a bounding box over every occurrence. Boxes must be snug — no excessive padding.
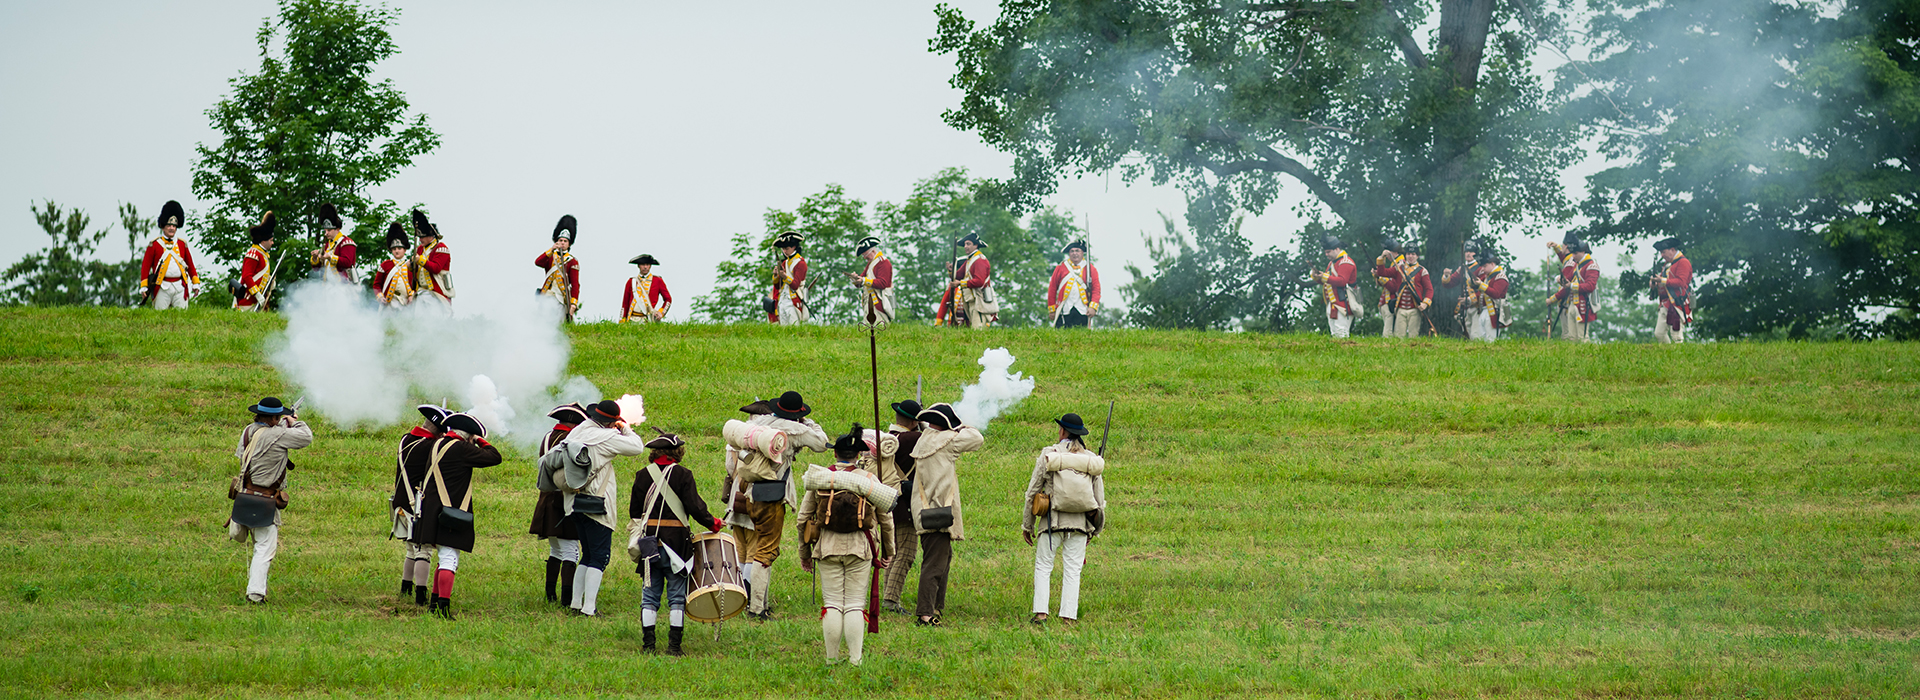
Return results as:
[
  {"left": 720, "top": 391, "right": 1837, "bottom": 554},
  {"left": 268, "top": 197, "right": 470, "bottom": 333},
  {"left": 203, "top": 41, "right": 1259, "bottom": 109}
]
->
[{"left": 628, "top": 430, "right": 725, "bottom": 656}]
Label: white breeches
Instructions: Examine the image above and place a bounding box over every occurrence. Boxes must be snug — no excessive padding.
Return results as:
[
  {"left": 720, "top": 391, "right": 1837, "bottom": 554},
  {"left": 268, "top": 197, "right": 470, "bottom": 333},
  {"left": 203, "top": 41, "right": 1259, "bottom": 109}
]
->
[
  {"left": 152, "top": 280, "right": 189, "bottom": 309},
  {"left": 229, "top": 522, "right": 278, "bottom": 599},
  {"left": 1033, "top": 530, "right": 1089, "bottom": 619},
  {"left": 1385, "top": 308, "right": 1421, "bottom": 338},
  {"left": 1326, "top": 304, "right": 1355, "bottom": 338},
  {"left": 548, "top": 537, "right": 580, "bottom": 563},
  {"left": 1559, "top": 311, "right": 1590, "bottom": 342},
  {"left": 1466, "top": 309, "right": 1498, "bottom": 342},
  {"left": 437, "top": 545, "right": 460, "bottom": 572},
  {"left": 819, "top": 554, "right": 872, "bottom": 665},
  {"left": 1654, "top": 310, "right": 1687, "bottom": 343},
  {"left": 776, "top": 296, "right": 808, "bottom": 325}
]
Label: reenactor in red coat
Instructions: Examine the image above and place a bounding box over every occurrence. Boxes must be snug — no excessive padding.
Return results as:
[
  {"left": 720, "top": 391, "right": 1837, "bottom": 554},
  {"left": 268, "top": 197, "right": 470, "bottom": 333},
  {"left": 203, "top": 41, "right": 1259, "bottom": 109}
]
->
[
  {"left": 1547, "top": 235, "right": 1600, "bottom": 341},
  {"left": 849, "top": 236, "right": 895, "bottom": 325},
  {"left": 411, "top": 209, "right": 453, "bottom": 312},
  {"left": 1443, "top": 242, "right": 1512, "bottom": 342},
  {"left": 233, "top": 212, "right": 277, "bottom": 311},
  {"left": 536, "top": 215, "right": 580, "bottom": 322},
  {"left": 308, "top": 203, "right": 356, "bottom": 282},
  {"left": 372, "top": 223, "right": 413, "bottom": 308},
  {"left": 1371, "top": 239, "right": 1405, "bottom": 336},
  {"left": 621, "top": 254, "right": 672, "bottom": 323},
  {"left": 768, "top": 231, "right": 809, "bottom": 324},
  {"left": 1047, "top": 239, "right": 1101, "bottom": 329},
  {"left": 1373, "top": 240, "right": 1432, "bottom": 337},
  {"left": 938, "top": 233, "right": 995, "bottom": 328},
  {"left": 139, "top": 200, "right": 201, "bottom": 309},
  {"left": 1651, "top": 237, "right": 1693, "bottom": 343},
  {"left": 1309, "top": 235, "right": 1361, "bottom": 337}
]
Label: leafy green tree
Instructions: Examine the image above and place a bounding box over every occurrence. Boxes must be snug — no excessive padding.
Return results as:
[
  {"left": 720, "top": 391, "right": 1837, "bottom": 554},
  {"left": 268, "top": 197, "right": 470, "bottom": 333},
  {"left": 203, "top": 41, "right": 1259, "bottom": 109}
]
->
[
  {"left": 1569, "top": 0, "right": 1920, "bottom": 339},
  {"left": 191, "top": 0, "right": 438, "bottom": 289},
  {"left": 874, "top": 168, "right": 1077, "bottom": 326},
  {"left": 933, "top": 0, "right": 1580, "bottom": 335},
  {"left": 2, "top": 202, "right": 143, "bottom": 307},
  {"left": 1120, "top": 201, "right": 1313, "bottom": 331},
  {"left": 693, "top": 185, "right": 873, "bottom": 324}
]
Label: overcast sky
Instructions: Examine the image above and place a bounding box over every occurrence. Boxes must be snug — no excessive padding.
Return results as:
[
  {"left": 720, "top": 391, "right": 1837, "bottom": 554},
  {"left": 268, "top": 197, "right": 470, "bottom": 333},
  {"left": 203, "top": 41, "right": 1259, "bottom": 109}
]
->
[{"left": 1, "top": 1, "right": 1620, "bottom": 321}]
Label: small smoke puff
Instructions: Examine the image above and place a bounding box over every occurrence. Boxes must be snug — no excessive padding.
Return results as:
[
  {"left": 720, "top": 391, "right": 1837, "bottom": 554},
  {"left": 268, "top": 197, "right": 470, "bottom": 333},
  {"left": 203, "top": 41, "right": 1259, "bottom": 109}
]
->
[
  {"left": 465, "top": 375, "right": 517, "bottom": 436},
  {"left": 951, "top": 347, "right": 1035, "bottom": 431},
  {"left": 614, "top": 394, "right": 646, "bottom": 425}
]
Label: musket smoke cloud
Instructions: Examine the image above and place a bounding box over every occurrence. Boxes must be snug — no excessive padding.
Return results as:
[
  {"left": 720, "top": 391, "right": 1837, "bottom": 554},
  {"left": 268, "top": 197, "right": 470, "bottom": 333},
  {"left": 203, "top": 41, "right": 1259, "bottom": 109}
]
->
[
  {"left": 951, "top": 347, "right": 1035, "bottom": 431},
  {"left": 267, "top": 278, "right": 598, "bottom": 448}
]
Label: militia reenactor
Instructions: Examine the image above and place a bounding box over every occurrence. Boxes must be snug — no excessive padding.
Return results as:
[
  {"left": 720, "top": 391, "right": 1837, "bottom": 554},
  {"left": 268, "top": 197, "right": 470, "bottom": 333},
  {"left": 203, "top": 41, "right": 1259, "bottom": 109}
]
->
[
  {"left": 848, "top": 236, "right": 895, "bottom": 325},
  {"left": 139, "top": 200, "right": 201, "bottom": 309},
  {"left": 620, "top": 254, "right": 671, "bottom": 323},
  {"left": 560, "top": 400, "right": 648, "bottom": 617},
  {"left": 373, "top": 223, "right": 413, "bottom": 308},
  {"left": 938, "top": 233, "right": 995, "bottom": 329},
  {"left": 908, "top": 403, "right": 983, "bottom": 626},
  {"left": 879, "top": 400, "right": 922, "bottom": 613},
  {"left": 1023, "top": 413, "right": 1107, "bottom": 625},
  {"left": 308, "top": 203, "right": 356, "bottom": 282},
  {"left": 536, "top": 215, "right": 580, "bottom": 322},
  {"left": 1309, "top": 235, "right": 1360, "bottom": 338},
  {"left": 721, "top": 391, "right": 829, "bottom": 620},
  {"left": 392, "top": 404, "right": 449, "bottom": 607},
  {"left": 403, "top": 412, "right": 502, "bottom": 620},
  {"left": 411, "top": 209, "right": 454, "bottom": 311},
  {"left": 1650, "top": 237, "right": 1692, "bottom": 343},
  {"left": 234, "top": 212, "right": 277, "bottom": 311},
  {"left": 768, "top": 231, "right": 809, "bottom": 325},
  {"left": 628, "top": 429, "right": 725, "bottom": 655},
  {"left": 529, "top": 404, "right": 587, "bottom": 607},
  {"left": 228, "top": 397, "right": 312, "bottom": 603},
  {"left": 1443, "top": 243, "right": 1511, "bottom": 342},
  {"left": 798, "top": 425, "right": 895, "bottom": 666},
  {"left": 1047, "top": 239, "right": 1101, "bottom": 328},
  {"left": 1547, "top": 237, "right": 1600, "bottom": 341}
]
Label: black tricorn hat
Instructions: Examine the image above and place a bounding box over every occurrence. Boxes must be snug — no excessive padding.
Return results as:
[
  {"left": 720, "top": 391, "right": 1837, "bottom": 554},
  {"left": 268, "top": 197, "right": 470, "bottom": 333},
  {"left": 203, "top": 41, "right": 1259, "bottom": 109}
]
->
[
  {"left": 955, "top": 232, "right": 984, "bottom": 247},
  {"left": 158, "top": 200, "right": 185, "bottom": 229},
  {"left": 248, "top": 211, "right": 276, "bottom": 244},
  {"left": 772, "top": 391, "right": 811, "bottom": 420},
  {"left": 1063, "top": 239, "right": 1088, "bottom": 255},
  {"left": 443, "top": 412, "right": 487, "bottom": 439},
  {"left": 630, "top": 254, "right": 659, "bottom": 266},
  {"left": 554, "top": 215, "right": 577, "bottom": 243},
  {"left": 1320, "top": 234, "right": 1342, "bottom": 250},
  {"left": 1054, "top": 413, "right": 1090, "bottom": 436},
  {"left": 317, "top": 202, "right": 343, "bottom": 230},
  {"left": 1382, "top": 239, "right": 1404, "bottom": 255},
  {"left": 833, "top": 424, "right": 868, "bottom": 453},
  {"left": 855, "top": 236, "right": 880, "bottom": 255},
  {"left": 916, "top": 403, "right": 960, "bottom": 430},
  {"left": 546, "top": 402, "right": 588, "bottom": 425},
  {"left": 385, "top": 222, "right": 409, "bottom": 249},
  {"left": 1562, "top": 231, "right": 1580, "bottom": 247},
  {"left": 1464, "top": 239, "right": 1481, "bottom": 254},
  {"left": 645, "top": 426, "right": 685, "bottom": 450},
  {"left": 1476, "top": 249, "right": 1501, "bottom": 264},
  {"left": 891, "top": 399, "right": 923, "bottom": 420},
  {"left": 774, "top": 231, "right": 804, "bottom": 248},
  {"left": 249, "top": 396, "right": 287, "bottom": 415},
  {"left": 1652, "top": 237, "right": 1681, "bottom": 251},
  {"left": 739, "top": 400, "right": 774, "bottom": 416},
  {"left": 411, "top": 209, "right": 439, "bottom": 239},
  {"left": 416, "top": 404, "right": 452, "bottom": 427}
]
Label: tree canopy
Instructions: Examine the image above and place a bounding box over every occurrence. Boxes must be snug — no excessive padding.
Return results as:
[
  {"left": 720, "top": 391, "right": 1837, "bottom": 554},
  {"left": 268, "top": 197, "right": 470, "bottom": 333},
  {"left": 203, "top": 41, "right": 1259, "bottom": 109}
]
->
[{"left": 1, "top": 202, "right": 145, "bottom": 307}]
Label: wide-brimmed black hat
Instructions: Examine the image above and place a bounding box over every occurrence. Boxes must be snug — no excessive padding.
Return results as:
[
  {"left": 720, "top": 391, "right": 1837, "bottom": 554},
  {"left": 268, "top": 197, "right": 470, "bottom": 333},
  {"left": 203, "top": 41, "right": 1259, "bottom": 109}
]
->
[
  {"left": 772, "top": 391, "right": 811, "bottom": 420},
  {"left": 443, "top": 412, "right": 487, "bottom": 439},
  {"left": 248, "top": 212, "right": 276, "bottom": 244},
  {"left": 546, "top": 402, "right": 588, "bottom": 425},
  {"left": 1653, "top": 237, "right": 1681, "bottom": 251},
  {"left": 158, "top": 200, "right": 185, "bottom": 229},
  {"left": 416, "top": 404, "right": 452, "bottom": 427},
  {"left": 1320, "top": 234, "right": 1342, "bottom": 251},
  {"left": 891, "top": 399, "right": 923, "bottom": 420},
  {"left": 832, "top": 424, "right": 868, "bottom": 453},
  {"left": 917, "top": 403, "right": 959, "bottom": 430},
  {"left": 317, "top": 202, "right": 343, "bottom": 230},
  {"left": 774, "top": 231, "right": 804, "bottom": 248},
  {"left": 588, "top": 400, "right": 621, "bottom": 424},
  {"left": 554, "top": 215, "right": 576, "bottom": 243},
  {"left": 855, "top": 236, "right": 881, "bottom": 255},
  {"left": 955, "top": 233, "right": 984, "bottom": 247},
  {"left": 1063, "top": 239, "right": 1088, "bottom": 255},
  {"left": 1054, "top": 413, "right": 1090, "bottom": 436},
  {"left": 385, "top": 222, "right": 409, "bottom": 249},
  {"left": 249, "top": 396, "right": 287, "bottom": 415},
  {"left": 645, "top": 427, "right": 685, "bottom": 450},
  {"left": 411, "top": 209, "right": 439, "bottom": 239},
  {"left": 629, "top": 254, "right": 659, "bottom": 266}
]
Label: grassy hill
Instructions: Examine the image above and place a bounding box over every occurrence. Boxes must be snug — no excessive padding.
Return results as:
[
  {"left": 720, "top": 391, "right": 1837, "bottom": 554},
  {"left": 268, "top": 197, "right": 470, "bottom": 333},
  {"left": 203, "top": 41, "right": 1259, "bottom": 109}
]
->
[{"left": 1, "top": 307, "right": 1916, "bottom": 698}]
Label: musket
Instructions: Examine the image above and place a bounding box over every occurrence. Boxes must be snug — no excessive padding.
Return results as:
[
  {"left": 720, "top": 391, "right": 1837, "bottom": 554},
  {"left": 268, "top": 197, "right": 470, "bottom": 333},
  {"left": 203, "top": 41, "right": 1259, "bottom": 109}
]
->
[
  {"left": 1097, "top": 400, "right": 1114, "bottom": 456},
  {"left": 915, "top": 375, "right": 922, "bottom": 404},
  {"left": 263, "top": 247, "right": 293, "bottom": 310}
]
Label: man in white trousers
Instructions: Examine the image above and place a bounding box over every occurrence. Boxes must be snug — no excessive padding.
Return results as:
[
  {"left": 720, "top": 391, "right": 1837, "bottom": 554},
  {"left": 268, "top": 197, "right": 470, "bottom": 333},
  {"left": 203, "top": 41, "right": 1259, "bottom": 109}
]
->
[
  {"left": 228, "top": 397, "right": 312, "bottom": 604},
  {"left": 1022, "top": 413, "right": 1107, "bottom": 625}
]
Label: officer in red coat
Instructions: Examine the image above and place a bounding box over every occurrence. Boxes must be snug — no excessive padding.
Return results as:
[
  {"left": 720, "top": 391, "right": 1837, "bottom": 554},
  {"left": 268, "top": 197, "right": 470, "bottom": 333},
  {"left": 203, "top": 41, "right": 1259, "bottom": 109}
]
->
[
  {"left": 849, "top": 236, "right": 895, "bottom": 325},
  {"left": 621, "top": 254, "right": 672, "bottom": 323},
  {"left": 233, "top": 212, "right": 277, "bottom": 311},
  {"left": 308, "top": 203, "right": 356, "bottom": 282},
  {"left": 1047, "top": 239, "right": 1101, "bottom": 329},
  {"left": 1650, "top": 237, "right": 1693, "bottom": 343},
  {"left": 139, "top": 200, "right": 201, "bottom": 309},
  {"left": 536, "top": 215, "right": 581, "bottom": 322}
]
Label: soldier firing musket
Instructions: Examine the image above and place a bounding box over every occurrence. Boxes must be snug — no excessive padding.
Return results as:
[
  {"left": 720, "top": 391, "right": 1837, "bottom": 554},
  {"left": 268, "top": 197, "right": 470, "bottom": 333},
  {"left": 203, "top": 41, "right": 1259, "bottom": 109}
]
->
[{"left": 536, "top": 215, "right": 581, "bottom": 323}]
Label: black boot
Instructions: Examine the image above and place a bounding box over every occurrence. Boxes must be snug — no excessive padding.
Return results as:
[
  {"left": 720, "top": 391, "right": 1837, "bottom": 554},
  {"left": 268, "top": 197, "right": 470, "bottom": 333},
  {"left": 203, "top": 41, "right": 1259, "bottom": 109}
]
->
[
  {"left": 544, "top": 557, "right": 561, "bottom": 603},
  {"left": 559, "top": 561, "right": 577, "bottom": 608},
  {"left": 642, "top": 625, "right": 657, "bottom": 652},
  {"left": 432, "top": 596, "right": 455, "bottom": 620},
  {"left": 667, "top": 625, "right": 684, "bottom": 656},
  {"left": 401, "top": 579, "right": 414, "bottom": 598},
  {"left": 415, "top": 585, "right": 429, "bottom": 607}
]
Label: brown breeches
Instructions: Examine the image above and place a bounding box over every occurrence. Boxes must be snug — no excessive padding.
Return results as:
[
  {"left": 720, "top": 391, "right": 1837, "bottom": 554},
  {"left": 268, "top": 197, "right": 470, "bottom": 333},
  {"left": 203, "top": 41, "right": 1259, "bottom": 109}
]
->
[{"left": 731, "top": 500, "right": 786, "bottom": 566}]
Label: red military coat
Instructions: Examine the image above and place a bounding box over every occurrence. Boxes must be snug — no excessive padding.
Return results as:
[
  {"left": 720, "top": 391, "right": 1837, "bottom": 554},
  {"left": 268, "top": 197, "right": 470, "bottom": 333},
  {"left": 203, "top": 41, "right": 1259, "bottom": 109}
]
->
[
  {"left": 416, "top": 241, "right": 452, "bottom": 300},
  {"left": 313, "top": 234, "right": 356, "bottom": 281},
  {"left": 140, "top": 237, "right": 201, "bottom": 293},
  {"left": 235, "top": 244, "right": 271, "bottom": 307},
  {"left": 1550, "top": 253, "right": 1601, "bottom": 323},
  {"left": 1324, "top": 253, "right": 1358, "bottom": 313},
  {"left": 1047, "top": 261, "right": 1101, "bottom": 313},
  {"left": 534, "top": 250, "right": 580, "bottom": 303},
  {"left": 621, "top": 274, "right": 672, "bottom": 321},
  {"left": 937, "top": 252, "right": 992, "bottom": 323}
]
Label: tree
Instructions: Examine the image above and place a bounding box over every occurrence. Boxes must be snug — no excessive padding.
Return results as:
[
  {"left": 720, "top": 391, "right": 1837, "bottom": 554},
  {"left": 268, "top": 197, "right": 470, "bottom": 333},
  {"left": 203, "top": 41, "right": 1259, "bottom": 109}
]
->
[
  {"left": 934, "top": 0, "right": 1580, "bottom": 335},
  {"left": 2, "top": 202, "right": 144, "bottom": 307},
  {"left": 191, "top": 0, "right": 439, "bottom": 290},
  {"left": 1569, "top": 0, "right": 1920, "bottom": 339},
  {"left": 1121, "top": 194, "right": 1315, "bottom": 331},
  {"left": 694, "top": 185, "right": 873, "bottom": 324},
  {"left": 874, "top": 167, "right": 1078, "bottom": 326}
]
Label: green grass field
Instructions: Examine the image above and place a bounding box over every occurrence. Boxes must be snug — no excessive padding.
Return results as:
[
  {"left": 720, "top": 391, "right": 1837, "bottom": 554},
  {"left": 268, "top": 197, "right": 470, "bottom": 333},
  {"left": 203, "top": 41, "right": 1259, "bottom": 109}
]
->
[{"left": 1, "top": 307, "right": 1916, "bottom": 698}]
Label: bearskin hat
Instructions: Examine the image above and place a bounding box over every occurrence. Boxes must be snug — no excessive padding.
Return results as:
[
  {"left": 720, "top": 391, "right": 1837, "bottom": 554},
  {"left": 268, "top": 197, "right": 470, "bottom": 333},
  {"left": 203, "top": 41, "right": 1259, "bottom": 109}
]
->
[
  {"left": 317, "top": 202, "right": 343, "bottom": 230},
  {"left": 384, "top": 222, "right": 409, "bottom": 250},
  {"left": 554, "top": 215, "right": 577, "bottom": 243},
  {"left": 157, "top": 200, "right": 185, "bottom": 229},
  {"left": 411, "top": 209, "right": 439, "bottom": 240},
  {"left": 248, "top": 212, "right": 276, "bottom": 244}
]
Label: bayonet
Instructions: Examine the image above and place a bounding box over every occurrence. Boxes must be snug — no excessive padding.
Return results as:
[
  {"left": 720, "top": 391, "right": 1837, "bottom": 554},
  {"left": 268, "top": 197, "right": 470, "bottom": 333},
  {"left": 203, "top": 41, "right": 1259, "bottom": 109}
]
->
[{"left": 1098, "top": 400, "right": 1114, "bottom": 456}]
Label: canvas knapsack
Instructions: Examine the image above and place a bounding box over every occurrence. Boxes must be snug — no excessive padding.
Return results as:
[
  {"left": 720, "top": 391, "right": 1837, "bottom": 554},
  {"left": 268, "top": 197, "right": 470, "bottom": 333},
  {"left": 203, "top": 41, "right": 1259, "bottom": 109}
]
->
[
  {"left": 537, "top": 439, "right": 593, "bottom": 492},
  {"left": 1049, "top": 470, "right": 1099, "bottom": 513},
  {"left": 821, "top": 489, "right": 867, "bottom": 533}
]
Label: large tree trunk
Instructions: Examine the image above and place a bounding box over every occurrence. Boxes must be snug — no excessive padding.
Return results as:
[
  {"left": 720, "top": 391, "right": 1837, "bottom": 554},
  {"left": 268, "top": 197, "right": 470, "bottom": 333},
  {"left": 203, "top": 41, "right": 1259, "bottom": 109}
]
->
[{"left": 1424, "top": 0, "right": 1495, "bottom": 338}]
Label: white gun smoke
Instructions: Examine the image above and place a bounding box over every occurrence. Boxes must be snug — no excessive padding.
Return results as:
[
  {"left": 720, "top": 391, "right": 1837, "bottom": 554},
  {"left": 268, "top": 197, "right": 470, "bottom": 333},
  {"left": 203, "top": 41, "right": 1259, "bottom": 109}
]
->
[
  {"left": 266, "top": 278, "right": 600, "bottom": 448},
  {"left": 950, "top": 347, "right": 1035, "bottom": 431}
]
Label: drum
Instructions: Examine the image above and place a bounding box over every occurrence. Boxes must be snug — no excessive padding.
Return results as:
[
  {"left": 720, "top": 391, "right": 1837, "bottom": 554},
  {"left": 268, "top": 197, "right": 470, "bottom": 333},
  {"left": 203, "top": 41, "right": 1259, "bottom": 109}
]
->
[{"left": 687, "top": 531, "right": 747, "bottom": 623}]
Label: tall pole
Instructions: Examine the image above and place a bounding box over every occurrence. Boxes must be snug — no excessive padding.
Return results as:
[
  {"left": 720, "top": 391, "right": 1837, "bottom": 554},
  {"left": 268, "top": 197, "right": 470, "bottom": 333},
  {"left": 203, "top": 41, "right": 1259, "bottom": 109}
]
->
[{"left": 869, "top": 323, "right": 881, "bottom": 434}]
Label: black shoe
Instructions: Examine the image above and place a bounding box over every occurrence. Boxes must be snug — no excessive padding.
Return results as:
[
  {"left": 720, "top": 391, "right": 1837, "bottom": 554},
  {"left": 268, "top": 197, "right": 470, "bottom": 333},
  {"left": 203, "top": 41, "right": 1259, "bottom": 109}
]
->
[
  {"left": 431, "top": 596, "right": 454, "bottom": 620},
  {"left": 415, "top": 586, "right": 429, "bottom": 607},
  {"left": 667, "top": 625, "right": 684, "bottom": 656},
  {"left": 642, "top": 625, "right": 657, "bottom": 652},
  {"left": 1030, "top": 612, "right": 1048, "bottom": 625},
  {"left": 747, "top": 610, "right": 771, "bottom": 622},
  {"left": 401, "top": 580, "right": 414, "bottom": 598}
]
